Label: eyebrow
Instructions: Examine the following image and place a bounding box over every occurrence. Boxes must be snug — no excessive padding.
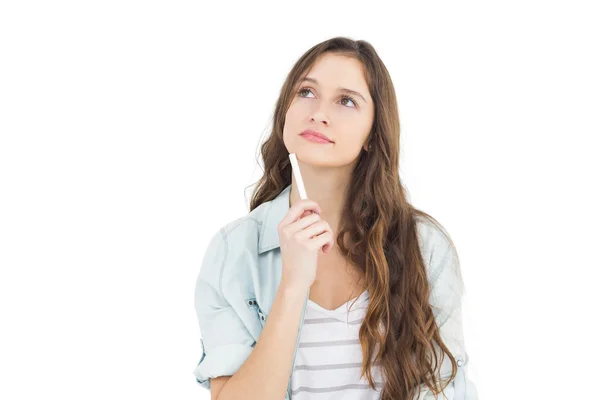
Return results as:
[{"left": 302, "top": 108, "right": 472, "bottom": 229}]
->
[{"left": 299, "top": 77, "right": 368, "bottom": 104}]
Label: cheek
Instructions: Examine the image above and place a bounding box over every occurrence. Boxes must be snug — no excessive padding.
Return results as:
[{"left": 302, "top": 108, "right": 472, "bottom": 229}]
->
[
  {"left": 285, "top": 103, "right": 301, "bottom": 124},
  {"left": 288, "top": 100, "right": 309, "bottom": 117},
  {"left": 338, "top": 136, "right": 364, "bottom": 153},
  {"left": 283, "top": 106, "right": 300, "bottom": 143},
  {"left": 338, "top": 118, "right": 368, "bottom": 141},
  {"left": 284, "top": 102, "right": 309, "bottom": 134}
]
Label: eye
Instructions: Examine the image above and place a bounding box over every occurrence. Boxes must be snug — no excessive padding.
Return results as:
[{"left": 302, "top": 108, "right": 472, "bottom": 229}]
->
[
  {"left": 340, "top": 95, "right": 357, "bottom": 108},
  {"left": 297, "top": 87, "right": 315, "bottom": 98},
  {"left": 297, "top": 87, "right": 358, "bottom": 109}
]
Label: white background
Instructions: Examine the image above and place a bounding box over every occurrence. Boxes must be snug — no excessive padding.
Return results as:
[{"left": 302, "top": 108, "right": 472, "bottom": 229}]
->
[{"left": 1, "top": 1, "right": 598, "bottom": 399}]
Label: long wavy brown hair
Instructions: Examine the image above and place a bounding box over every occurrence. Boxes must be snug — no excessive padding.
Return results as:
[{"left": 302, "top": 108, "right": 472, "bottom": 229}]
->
[{"left": 247, "top": 36, "right": 460, "bottom": 400}]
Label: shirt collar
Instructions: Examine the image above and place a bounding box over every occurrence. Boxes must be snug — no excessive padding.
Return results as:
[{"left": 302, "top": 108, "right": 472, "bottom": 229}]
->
[{"left": 258, "top": 183, "right": 292, "bottom": 254}]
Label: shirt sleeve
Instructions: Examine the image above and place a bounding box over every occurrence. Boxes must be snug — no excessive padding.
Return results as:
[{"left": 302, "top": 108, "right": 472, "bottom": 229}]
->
[
  {"left": 416, "top": 229, "right": 479, "bottom": 400},
  {"left": 192, "top": 228, "right": 256, "bottom": 390}
]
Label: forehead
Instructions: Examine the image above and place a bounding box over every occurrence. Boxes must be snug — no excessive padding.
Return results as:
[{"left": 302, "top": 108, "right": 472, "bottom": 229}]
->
[{"left": 300, "top": 53, "right": 370, "bottom": 96}]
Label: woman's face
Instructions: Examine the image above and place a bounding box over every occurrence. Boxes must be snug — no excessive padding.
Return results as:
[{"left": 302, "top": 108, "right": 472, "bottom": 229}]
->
[{"left": 283, "top": 53, "right": 374, "bottom": 168}]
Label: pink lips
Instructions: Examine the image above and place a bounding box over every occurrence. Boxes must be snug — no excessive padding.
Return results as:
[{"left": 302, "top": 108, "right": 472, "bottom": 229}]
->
[
  {"left": 300, "top": 130, "right": 333, "bottom": 144},
  {"left": 301, "top": 134, "right": 332, "bottom": 144}
]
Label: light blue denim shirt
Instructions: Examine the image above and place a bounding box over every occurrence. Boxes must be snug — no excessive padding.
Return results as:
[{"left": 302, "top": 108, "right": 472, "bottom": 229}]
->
[{"left": 193, "top": 184, "right": 478, "bottom": 400}]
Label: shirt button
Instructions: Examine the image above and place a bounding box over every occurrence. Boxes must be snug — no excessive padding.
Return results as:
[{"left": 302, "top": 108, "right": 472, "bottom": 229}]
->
[{"left": 457, "top": 358, "right": 464, "bottom": 367}]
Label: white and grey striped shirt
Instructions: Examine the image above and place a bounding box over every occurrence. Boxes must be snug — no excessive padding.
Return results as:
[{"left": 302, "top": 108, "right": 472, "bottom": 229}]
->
[{"left": 290, "top": 289, "right": 384, "bottom": 399}]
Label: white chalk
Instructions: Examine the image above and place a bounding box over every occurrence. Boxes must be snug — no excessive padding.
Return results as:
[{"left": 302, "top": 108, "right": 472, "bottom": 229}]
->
[{"left": 289, "top": 153, "right": 307, "bottom": 200}]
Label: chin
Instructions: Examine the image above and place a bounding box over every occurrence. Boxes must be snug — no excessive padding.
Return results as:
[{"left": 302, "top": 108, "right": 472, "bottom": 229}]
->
[{"left": 293, "top": 150, "right": 340, "bottom": 167}]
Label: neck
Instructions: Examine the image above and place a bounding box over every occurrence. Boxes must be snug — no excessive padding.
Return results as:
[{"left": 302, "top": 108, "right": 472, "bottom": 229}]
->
[{"left": 288, "top": 160, "right": 353, "bottom": 234}]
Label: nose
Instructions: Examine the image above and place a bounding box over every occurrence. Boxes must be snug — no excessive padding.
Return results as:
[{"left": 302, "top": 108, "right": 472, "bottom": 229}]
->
[
  {"left": 308, "top": 98, "right": 331, "bottom": 125},
  {"left": 310, "top": 113, "right": 329, "bottom": 126}
]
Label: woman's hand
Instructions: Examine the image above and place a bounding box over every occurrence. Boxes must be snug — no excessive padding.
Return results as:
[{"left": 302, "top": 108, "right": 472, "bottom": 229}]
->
[{"left": 277, "top": 199, "right": 334, "bottom": 292}]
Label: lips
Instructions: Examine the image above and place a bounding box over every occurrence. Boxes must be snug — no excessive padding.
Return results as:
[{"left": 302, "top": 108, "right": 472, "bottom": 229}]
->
[{"left": 300, "top": 129, "right": 333, "bottom": 143}]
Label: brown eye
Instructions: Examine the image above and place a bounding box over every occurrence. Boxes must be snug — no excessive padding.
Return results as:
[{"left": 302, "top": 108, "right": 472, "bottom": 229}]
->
[
  {"left": 297, "top": 86, "right": 357, "bottom": 108},
  {"left": 340, "top": 96, "right": 357, "bottom": 108},
  {"left": 298, "top": 87, "right": 313, "bottom": 98}
]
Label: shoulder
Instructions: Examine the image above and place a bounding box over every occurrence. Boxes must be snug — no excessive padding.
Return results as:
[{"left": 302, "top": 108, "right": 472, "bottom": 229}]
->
[
  {"left": 197, "top": 200, "right": 273, "bottom": 288},
  {"left": 414, "top": 215, "right": 463, "bottom": 291},
  {"left": 415, "top": 215, "right": 453, "bottom": 263}
]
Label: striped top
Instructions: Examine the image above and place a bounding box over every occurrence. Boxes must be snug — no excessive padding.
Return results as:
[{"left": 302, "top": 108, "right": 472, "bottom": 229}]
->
[{"left": 290, "top": 289, "right": 384, "bottom": 399}]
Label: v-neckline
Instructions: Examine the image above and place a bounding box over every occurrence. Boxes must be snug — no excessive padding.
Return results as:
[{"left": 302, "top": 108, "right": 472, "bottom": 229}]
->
[{"left": 307, "top": 289, "right": 369, "bottom": 314}]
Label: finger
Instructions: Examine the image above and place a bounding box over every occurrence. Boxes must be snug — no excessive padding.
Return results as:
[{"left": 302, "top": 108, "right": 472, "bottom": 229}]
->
[
  {"left": 302, "top": 222, "right": 334, "bottom": 252},
  {"left": 300, "top": 210, "right": 313, "bottom": 218},
  {"left": 289, "top": 212, "right": 321, "bottom": 234},
  {"left": 311, "top": 230, "right": 334, "bottom": 252},
  {"left": 319, "top": 227, "right": 335, "bottom": 254},
  {"left": 322, "top": 240, "right": 333, "bottom": 253},
  {"left": 297, "top": 220, "right": 329, "bottom": 241},
  {"left": 293, "top": 209, "right": 313, "bottom": 223},
  {"left": 279, "top": 199, "right": 322, "bottom": 227}
]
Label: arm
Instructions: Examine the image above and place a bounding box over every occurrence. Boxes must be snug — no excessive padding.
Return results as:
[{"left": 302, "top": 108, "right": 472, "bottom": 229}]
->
[
  {"left": 417, "top": 224, "right": 479, "bottom": 400},
  {"left": 193, "top": 229, "right": 306, "bottom": 400},
  {"left": 215, "top": 283, "right": 306, "bottom": 400}
]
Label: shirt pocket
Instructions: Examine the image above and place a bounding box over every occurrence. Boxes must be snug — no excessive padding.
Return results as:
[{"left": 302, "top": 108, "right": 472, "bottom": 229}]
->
[{"left": 246, "top": 296, "right": 267, "bottom": 331}]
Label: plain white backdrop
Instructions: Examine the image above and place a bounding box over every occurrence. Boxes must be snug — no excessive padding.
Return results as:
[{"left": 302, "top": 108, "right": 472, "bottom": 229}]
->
[{"left": 1, "top": 1, "right": 598, "bottom": 399}]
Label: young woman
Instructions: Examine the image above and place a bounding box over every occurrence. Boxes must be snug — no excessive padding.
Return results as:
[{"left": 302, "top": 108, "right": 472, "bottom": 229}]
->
[{"left": 193, "top": 36, "right": 478, "bottom": 400}]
